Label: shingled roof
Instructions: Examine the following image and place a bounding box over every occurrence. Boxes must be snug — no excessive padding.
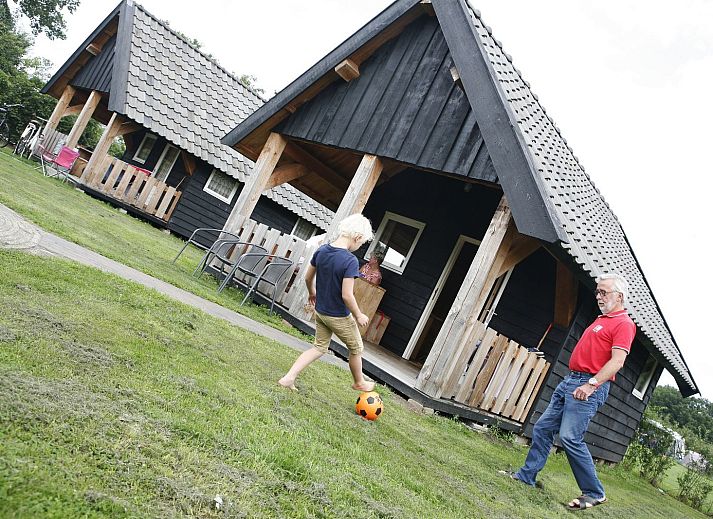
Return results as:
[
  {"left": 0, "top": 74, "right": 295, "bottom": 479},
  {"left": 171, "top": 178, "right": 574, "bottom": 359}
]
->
[
  {"left": 43, "top": 0, "right": 333, "bottom": 230},
  {"left": 219, "top": 0, "right": 697, "bottom": 396}
]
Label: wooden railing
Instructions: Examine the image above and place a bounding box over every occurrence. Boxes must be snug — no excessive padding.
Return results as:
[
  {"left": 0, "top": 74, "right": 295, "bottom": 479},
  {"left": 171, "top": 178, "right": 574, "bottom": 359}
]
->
[
  {"left": 216, "top": 215, "right": 318, "bottom": 309},
  {"left": 80, "top": 156, "right": 181, "bottom": 222},
  {"left": 440, "top": 320, "right": 550, "bottom": 423}
]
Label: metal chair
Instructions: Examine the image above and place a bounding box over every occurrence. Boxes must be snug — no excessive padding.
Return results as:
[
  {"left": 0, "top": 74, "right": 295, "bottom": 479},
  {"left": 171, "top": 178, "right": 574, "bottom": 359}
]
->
[
  {"left": 193, "top": 238, "right": 267, "bottom": 281},
  {"left": 172, "top": 227, "right": 242, "bottom": 263},
  {"left": 237, "top": 255, "right": 294, "bottom": 313}
]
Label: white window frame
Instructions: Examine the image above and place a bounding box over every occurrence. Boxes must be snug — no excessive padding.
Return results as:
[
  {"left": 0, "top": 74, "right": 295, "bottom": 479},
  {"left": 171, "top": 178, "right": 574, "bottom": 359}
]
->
[
  {"left": 132, "top": 133, "right": 157, "bottom": 164},
  {"left": 366, "top": 211, "right": 425, "bottom": 275},
  {"left": 291, "top": 217, "right": 318, "bottom": 241},
  {"left": 632, "top": 355, "right": 658, "bottom": 400},
  {"left": 203, "top": 169, "right": 238, "bottom": 204},
  {"left": 153, "top": 144, "right": 180, "bottom": 182}
]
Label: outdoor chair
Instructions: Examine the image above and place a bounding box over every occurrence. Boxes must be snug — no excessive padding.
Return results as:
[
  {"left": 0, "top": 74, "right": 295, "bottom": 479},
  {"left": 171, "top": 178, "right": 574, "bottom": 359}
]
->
[
  {"left": 237, "top": 255, "right": 294, "bottom": 314},
  {"left": 44, "top": 145, "right": 79, "bottom": 184},
  {"left": 193, "top": 238, "right": 267, "bottom": 282},
  {"left": 173, "top": 227, "right": 242, "bottom": 263},
  {"left": 216, "top": 249, "right": 270, "bottom": 294},
  {"left": 36, "top": 140, "right": 62, "bottom": 174}
]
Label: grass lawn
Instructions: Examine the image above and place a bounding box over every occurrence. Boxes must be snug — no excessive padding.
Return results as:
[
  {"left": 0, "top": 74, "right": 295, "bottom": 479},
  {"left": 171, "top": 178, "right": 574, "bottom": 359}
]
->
[
  {"left": 0, "top": 238, "right": 706, "bottom": 515},
  {"left": 0, "top": 148, "right": 304, "bottom": 340},
  {"left": 660, "top": 463, "right": 713, "bottom": 512}
]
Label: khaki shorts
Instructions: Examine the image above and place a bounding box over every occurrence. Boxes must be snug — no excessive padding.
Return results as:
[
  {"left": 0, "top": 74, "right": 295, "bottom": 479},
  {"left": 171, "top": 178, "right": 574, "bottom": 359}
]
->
[{"left": 314, "top": 311, "right": 364, "bottom": 355}]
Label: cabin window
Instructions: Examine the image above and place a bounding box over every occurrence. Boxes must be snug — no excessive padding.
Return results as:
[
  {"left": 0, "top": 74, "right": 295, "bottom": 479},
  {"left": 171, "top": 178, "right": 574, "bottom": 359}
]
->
[
  {"left": 204, "top": 169, "right": 238, "bottom": 203},
  {"left": 291, "top": 218, "right": 318, "bottom": 241},
  {"left": 153, "top": 144, "right": 180, "bottom": 182},
  {"left": 477, "top": 268, "right": 513, "bottom": 326},
  {"left": 633, "top": 355, "right": 657, "bottom": 400},
  {"left": 133, "top": 133, "right": 157, "bottom": 164},
  {"left": 367, "top": 211, "right": 425, "bottom": 274}
]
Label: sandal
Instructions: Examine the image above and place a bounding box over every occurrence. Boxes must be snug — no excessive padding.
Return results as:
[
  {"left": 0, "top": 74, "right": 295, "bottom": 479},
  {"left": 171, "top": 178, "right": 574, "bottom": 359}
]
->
[{"left": 567, "top": 495, "right": 606, "bottom": 511}]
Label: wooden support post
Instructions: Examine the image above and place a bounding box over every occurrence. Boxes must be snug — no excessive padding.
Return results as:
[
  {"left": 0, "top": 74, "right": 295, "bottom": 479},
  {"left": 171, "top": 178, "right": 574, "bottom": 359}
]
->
[
  {"left": 41, "top": 84, "right": 76, "bottom": 140},
  {"left": 223, "top": 132, "right": 287, "bottom": 234},
  {"left": 324, "top": 154, "right": 383, "bottom": 243},
  {"left": 335, "top": 59, "right": 360, "bottom": 81},
  {"left": 65, "top": 90, "right": 101, "bottom": 149},
  {"left": 264, "top": 163, "right": 308, "bottom": 190},
  {"left": 80, "top": 112, "right": 121, "bottom": 183},
  {"left": 416, "top": 196, "right": 513, "bottom": 397},
  {"left": 554, "top": 261, "right": 578, "bottom": 327}
]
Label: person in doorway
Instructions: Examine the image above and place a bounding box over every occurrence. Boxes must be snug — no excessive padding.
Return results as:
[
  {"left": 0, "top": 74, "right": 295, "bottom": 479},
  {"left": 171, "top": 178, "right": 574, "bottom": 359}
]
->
[
  {"left": 278, "top": 213, "right": 376, "bottom": 392},
  {"left": 500, "top": 273, "right": 635, "bottom": 511}
]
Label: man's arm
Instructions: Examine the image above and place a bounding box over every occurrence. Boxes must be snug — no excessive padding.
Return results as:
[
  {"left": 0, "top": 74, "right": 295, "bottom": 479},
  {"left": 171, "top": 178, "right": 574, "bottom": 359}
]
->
[
  {"left": 341, "top": 277, "right": 368, "bottom": 327},
  {"left": 304, "top": 264, "right": 317, "bottom": 306},
  {"left": 574, "top": 349, "right": 627, "bottom": 400}
]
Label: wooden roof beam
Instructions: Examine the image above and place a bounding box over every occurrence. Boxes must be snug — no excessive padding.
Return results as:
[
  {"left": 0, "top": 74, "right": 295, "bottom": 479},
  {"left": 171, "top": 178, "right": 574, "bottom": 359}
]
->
[
  {"left": 264, "top": 163, "right": 309, "bottom": 190},
  {"left": 283, "top": 141, "right": 350, "bottom": 193},
  {"left": 335, "top": 59, "right": 360, "bottom": 82}
]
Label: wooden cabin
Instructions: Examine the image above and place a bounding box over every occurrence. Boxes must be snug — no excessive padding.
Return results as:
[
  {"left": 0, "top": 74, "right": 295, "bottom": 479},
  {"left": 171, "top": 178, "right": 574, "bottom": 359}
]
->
[
  {"left": 219, "top": 0, "right": 698, "bottom": 462},
  {"left": 39, "top": 0, "right": 333, "bottom": 242}
]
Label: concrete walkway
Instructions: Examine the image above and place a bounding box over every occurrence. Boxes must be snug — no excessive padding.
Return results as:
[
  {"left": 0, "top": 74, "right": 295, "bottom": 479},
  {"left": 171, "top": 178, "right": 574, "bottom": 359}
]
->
[{"left": 0, "top": 202, "right": 346, "bottom": 371}]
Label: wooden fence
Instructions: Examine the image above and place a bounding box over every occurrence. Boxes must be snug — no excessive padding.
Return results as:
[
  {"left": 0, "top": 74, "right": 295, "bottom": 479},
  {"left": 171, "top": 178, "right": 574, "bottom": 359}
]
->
[
  {"left": 81, "top": 156, "right": 181, "bottom": 222},
  {"left": 215, "top": 215, "right": 318, "bottom": 310},
  {"left": 440, "top": 320, "right": 549, "bottom": 423}
]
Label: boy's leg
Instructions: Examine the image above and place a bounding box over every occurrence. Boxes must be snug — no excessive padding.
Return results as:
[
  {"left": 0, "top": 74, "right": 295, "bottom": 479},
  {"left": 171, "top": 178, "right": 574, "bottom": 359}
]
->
[
  {"left": 278, "top": 313, "right": 331, "bottom": 389},
  {"left": 325, "top": 314, "right": 374, "bottom": 391},
  {"left": 348, "top": 353, "right": 374, "bottom": 392}
]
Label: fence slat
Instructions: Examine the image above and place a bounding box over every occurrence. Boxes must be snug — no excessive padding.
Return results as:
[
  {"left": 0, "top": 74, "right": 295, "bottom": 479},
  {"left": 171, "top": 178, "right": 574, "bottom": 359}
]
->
[
  {"left": 155, "top": 186, "right": 176, "bottom": 219},
  {"left": 513, "top": 358, "right": 548, "bottom": 422}
]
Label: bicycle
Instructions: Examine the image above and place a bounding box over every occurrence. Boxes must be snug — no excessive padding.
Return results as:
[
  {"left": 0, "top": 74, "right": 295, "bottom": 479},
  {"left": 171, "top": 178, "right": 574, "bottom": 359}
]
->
[
  {"left": 0, "top": 103, "right": 24, "bottom": 148},
  {"left": 14, "top": 116, "right": 47, "bottom": 158}
]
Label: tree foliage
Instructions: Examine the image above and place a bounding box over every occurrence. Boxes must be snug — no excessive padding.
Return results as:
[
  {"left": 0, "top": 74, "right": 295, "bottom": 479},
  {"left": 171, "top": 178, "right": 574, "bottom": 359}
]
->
[
  {"left": 624, "top": 413, "right": 675, "bottom": 485},
  {"left": 3, "top": 0, "right": 80, "bottom": 39},
  {"left": 650, "top": 386, "right": 713, "bottom": 445}
]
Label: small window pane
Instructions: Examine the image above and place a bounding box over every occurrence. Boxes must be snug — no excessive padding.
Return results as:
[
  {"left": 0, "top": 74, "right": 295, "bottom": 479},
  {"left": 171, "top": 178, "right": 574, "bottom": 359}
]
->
[
  {"left": 633, "top": 355, "right": 657, "bottom": 399},
  {"left": 204, "top": 170, "right": 237, "bottom": 203},
  {"left": 292, "top": 218, "right": 317, "bottom": 240},
  {"left": 133, "top": 133, "right": 157, "bottom": 163},
  {"left": 154, "top": 145, "right": 180, "bottom": 181},
  {"left": 368, "top": 212, "right": 425, "bottom": 274}
]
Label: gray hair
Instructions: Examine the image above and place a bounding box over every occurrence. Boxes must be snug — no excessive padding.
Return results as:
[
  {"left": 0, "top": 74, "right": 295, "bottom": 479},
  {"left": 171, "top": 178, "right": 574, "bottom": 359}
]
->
[
  {"left": 337, "top": 213, "right": 374, "bottom": 242},
  {"left": 596, "top": 273, "right": 629, "bottom": 303}
]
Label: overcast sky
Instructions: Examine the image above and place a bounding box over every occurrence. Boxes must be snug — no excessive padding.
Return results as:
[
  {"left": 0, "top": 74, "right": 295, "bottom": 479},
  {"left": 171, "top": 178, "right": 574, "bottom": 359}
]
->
[{"left": 28, "top": 0, "right": 713, "bottom": 399}]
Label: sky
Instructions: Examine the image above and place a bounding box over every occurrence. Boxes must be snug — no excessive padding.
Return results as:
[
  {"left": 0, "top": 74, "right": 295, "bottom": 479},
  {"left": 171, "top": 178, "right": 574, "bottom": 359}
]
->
[{"left": 27, "top": 0, "right": 713, "bottom": 399}]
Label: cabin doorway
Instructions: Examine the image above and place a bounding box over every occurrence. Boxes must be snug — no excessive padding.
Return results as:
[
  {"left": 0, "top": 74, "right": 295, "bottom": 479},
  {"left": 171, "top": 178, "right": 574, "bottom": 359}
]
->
[{"left": 403, "top": 235, "right": 480, "bottom": 364}]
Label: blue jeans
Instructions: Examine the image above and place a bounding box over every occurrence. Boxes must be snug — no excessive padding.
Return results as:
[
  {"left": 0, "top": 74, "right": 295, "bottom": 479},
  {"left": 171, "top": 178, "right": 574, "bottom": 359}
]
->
[{"left": 515, "top": 372, "right": 610, "bottom": 500}]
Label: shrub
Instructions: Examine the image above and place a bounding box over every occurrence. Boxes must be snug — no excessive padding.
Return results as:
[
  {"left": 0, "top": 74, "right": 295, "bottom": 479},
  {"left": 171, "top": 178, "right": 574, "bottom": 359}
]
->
[
  {"left": 677, "top": 460, "right": 713, "bottom": 511},
  {"left": 625, "top": 418, "right": 675, "bottom": 485}
]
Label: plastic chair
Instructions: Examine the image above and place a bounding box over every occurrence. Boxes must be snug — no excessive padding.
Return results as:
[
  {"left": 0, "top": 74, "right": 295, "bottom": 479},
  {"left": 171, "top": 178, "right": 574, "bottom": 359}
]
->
[
  {"left": 238, "top": 256, "right": 294, "bottom": 313},
  {"left": 45, "top": 146, "right": 79, "bottom": 183},
  {"left": 173, "top": 227, "right": 241, "bottom": 263}
]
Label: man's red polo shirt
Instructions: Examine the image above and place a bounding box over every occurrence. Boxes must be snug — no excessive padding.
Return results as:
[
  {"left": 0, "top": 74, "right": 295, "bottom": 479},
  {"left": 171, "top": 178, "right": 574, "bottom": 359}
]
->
[{"left": 569, "top": 310, "right": 636, "bottom": 380}]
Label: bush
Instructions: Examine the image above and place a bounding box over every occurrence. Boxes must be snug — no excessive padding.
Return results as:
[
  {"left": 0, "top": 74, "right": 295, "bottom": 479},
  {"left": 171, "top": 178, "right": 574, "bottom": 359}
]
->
[
  {"left": 677, "top": 460, "right": 713, "bottom": 511},
  {"left": 625, "top": 418, "right": 675, "bottom": 485}
]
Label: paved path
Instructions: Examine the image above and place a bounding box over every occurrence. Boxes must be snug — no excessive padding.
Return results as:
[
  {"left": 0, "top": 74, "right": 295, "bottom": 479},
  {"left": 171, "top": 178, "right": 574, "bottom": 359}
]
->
[{"left": 0, "top": 202, "right": 346, "bottom": 370}]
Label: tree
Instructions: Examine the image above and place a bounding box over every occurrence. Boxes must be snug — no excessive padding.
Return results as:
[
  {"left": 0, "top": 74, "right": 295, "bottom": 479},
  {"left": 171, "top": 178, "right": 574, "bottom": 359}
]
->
[{"left": 3, "top": 0, "right": 80, "bottom": 40}]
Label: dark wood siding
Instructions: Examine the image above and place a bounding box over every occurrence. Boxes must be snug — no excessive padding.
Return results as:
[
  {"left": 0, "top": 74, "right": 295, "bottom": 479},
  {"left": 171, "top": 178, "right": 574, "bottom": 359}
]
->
[
  {"left": 357, "top": 168, "right": 501, "bottom": 355},
  {"left": 167, "top": 165, "right": 298, "bottom": 241},
  {"left": 277, "top": 16, "right": 496, "bottom": 183},
  {"left": 70, "top": 35, "right": 116, "bottom": 93},
  {"left": 523, "top": 291, "right": 654, "bottom": 462}
]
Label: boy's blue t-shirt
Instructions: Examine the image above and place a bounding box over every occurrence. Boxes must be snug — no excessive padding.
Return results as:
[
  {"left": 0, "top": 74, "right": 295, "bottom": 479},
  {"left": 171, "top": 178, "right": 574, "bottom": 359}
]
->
[{"left": 310, "top": 244, "right": 360, "bottom": 317}]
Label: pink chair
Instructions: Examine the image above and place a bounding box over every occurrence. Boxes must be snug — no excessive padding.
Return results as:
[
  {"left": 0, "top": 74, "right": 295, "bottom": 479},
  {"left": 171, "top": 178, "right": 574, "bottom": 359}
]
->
[{"left": 46, "top": 146, "right": 80, "bottom": 183}]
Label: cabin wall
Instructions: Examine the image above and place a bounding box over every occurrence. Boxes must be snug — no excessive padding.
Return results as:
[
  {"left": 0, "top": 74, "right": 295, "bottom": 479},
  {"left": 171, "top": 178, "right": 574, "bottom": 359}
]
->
[
  {"left": 523, "top": 289, "right": 655, "bottom": 462},
  {"left": 70, "top": 35, "right": 116, "bottom": 93},
  {"left": 276, "top": 16, "right": 496, "bottom": 182},
  {"left": 167, "top": 165, "right": 298, "bottom": 242},
  {"left": 358, "top": 168, "right": 501, "bottom": 356}
]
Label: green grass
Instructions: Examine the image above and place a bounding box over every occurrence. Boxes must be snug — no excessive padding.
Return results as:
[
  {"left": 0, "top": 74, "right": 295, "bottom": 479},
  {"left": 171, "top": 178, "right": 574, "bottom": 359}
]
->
[
  {"left": 0, "top": 147, "right": 305, "bottom": 340},
  {"left": 660, "top": 463, "right": 713, "bottom": 512},
  {"left": 0, "top": 228, "right": 707, "bottom": 515}
]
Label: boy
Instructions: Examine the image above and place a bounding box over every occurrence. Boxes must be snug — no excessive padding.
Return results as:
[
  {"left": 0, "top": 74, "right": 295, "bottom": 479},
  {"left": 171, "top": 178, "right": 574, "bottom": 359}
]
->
[{"left": 278, "top": 213, "right": 375, "bottom": 392}]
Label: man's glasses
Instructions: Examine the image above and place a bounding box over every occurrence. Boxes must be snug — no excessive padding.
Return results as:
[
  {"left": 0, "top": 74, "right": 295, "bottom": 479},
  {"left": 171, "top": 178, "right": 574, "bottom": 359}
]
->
[{"left": 594, "top": 289, "right": 619, "bottom": 298}]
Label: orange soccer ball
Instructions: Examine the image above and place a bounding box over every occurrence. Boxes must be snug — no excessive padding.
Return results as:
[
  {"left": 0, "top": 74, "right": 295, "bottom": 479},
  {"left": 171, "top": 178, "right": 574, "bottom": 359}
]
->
[{"left": 355, "top": 391, "right": 383, "bottom": 421}]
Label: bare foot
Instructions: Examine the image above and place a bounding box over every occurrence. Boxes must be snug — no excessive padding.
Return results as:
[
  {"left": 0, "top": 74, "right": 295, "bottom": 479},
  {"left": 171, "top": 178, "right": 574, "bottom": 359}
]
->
[
  {"left": 278, "top": 376, "right": 298, "bottom": 391},
  {"left": 351, "top": 381, "right": 375, "bottom": 392}
]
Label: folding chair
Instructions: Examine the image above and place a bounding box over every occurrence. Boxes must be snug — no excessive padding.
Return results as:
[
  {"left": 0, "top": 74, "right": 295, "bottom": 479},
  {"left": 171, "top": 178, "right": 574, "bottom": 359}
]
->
[
  {"left": 238, "top": 256, "right": 294, "bottom": 313},
  {"left": 45, "top": 146, "right": 79, "bottom": 183},
  {"left": 172, "top": 227, "right": 242, "bottom": 263}
]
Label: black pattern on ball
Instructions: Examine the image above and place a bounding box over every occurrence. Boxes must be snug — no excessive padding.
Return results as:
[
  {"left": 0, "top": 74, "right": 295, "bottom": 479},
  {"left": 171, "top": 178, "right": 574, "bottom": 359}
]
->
[
  {"left": 367, "top": 396, "right": 375, "bottom": 404},
  {"left": 360, "top": 409, "right": 367, "bottom": 417}
]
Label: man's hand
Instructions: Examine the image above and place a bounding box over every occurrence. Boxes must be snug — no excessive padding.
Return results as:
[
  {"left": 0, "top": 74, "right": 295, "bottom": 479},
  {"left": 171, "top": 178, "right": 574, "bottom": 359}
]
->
[
  {"left": 573, "top": 383, "right": 597, "bottom": 401},
  {"left": 355, "top": 312, "right": 369, "bottom": 328}
]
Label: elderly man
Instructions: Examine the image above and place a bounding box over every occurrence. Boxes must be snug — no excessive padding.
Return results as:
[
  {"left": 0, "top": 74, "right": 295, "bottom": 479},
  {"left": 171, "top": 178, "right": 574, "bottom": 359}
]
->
[{"left": 501, "top": 273, "right": 636, "bottom": 511}]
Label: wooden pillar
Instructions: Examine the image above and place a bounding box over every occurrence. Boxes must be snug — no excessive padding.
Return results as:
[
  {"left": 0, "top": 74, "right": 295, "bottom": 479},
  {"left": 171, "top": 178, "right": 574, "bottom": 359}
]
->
[
  {"left": 65, "top": 90, "right": 101, "bottom": 149},
  {"left": 80, "top": 112, "right": 121, "bottom": 183},
  {"left": 416, "top": 196, "right": 514, "bottom": 397},
  {"left": 222, "top": 132, "right": 287, "bottom": 234},
  {"left": 41, "top": 85, "right": 76, "bottom": 140},
  {"left": 287, "top": 153, "right": 383, "bottom": 319},
  {"left": 324, "top": 154, "right": 383, "bottom": 242}
]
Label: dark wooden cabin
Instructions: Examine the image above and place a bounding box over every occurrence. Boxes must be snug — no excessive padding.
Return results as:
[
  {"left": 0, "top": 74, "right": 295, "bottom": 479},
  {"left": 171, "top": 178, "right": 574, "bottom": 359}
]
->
[
  {"left": 39, "top": 0, "right": 333, "bottom": 241},
  {"left": 218, "top": 0, "right": 698, "bottom": 462}
]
